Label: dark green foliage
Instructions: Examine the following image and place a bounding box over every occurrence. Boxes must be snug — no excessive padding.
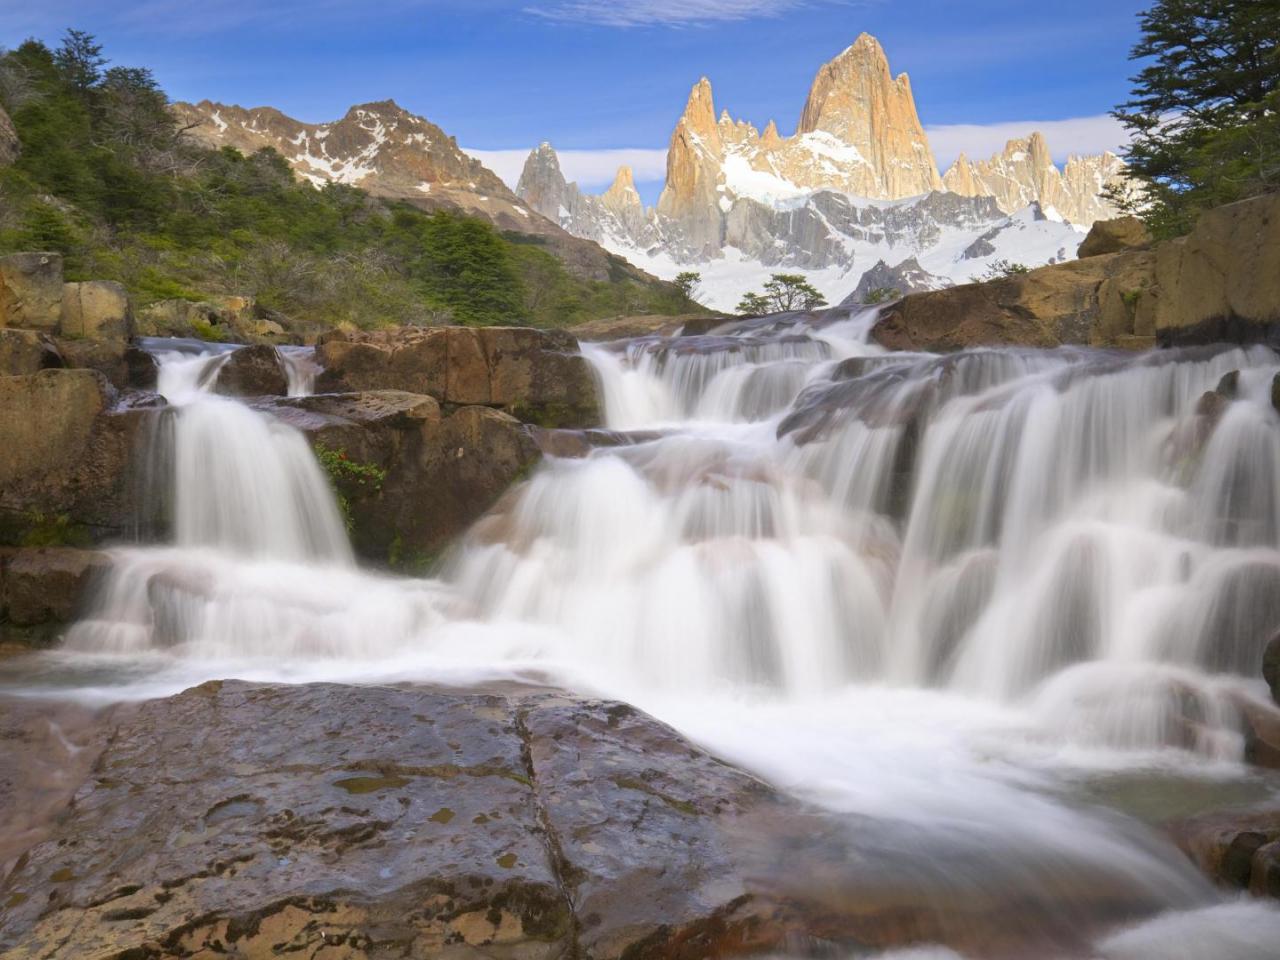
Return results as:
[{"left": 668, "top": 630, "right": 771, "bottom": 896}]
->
[
  {"left": 980, "top": 260, "right": 1031, "bottom": 281},
  {"left": 863, "top": 286, "right": 902, "bottom": 304},
  {"left": 1114, "top": 0, "right": 1280, "bottom": 237},
  {"left": 313, "top": 443, "right": 387, "bottom": 533},
  {"left": 738, "top": 274, "right": 827, "bottom": 315},
  {"left": 0, "top": 33, "right": 694, "bottom": 329}
]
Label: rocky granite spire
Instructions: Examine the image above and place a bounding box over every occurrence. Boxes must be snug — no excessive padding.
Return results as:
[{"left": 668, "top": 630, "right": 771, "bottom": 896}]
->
[
  {"left": 795, "top": 33, "right": 941, "bottom": 197},
  {"left": 516, "top": 141, "right": 571, "bottom": 222},
  {"left": 942, "top": 133, "right": 1129, "bottom": 225}
]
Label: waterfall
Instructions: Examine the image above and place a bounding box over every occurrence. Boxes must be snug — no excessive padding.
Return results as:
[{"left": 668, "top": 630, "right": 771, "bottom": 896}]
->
[
  {"left": 64, "top": 341, "right": 363, "bottom": 656},
  {"left": 15, "top": 316, "right": 1280, "bottom": 958}
]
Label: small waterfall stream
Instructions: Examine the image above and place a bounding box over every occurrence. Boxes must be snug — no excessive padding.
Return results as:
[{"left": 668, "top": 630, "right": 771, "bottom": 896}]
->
[{"left": 9, "top": 317, "right": 1280, "bottom": 957}]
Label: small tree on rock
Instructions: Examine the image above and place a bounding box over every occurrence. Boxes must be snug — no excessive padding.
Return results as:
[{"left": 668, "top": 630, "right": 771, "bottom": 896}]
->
[{"left": 673, "top": 270, "right": 702, "bottom": 304}]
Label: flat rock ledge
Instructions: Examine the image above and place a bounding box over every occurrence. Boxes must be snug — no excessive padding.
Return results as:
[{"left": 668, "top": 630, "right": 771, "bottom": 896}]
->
[{"left": 0, "top": 681, "right": 1184, "bottom": 959}]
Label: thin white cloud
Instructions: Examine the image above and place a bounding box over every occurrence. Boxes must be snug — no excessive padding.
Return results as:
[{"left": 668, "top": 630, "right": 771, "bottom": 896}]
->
[
  {"left": 525, "top": 0, "right": 806, "bottom": 27},
  {"left": 925, "top": 114, "right": 1130, "bottom": 169},
  {"left": 465, "top": 147, "right": 669, "bottom": 191}
]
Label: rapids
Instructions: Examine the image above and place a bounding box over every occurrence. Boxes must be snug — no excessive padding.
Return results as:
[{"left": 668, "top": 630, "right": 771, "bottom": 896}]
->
[{"left": 6, "top": 312, "right": 1280, "bottom": 958}]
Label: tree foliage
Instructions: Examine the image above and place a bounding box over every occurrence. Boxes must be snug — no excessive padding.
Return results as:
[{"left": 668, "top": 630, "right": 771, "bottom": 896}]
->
[
  {"left": 0, "top": 32, "right": 695, "bottom": 329},
  {"left": 737, "top": 274, "right": 827, "bottom": 315},
  {"left": 1114, "top": 0, "right": 1280, "bottom": 237}
]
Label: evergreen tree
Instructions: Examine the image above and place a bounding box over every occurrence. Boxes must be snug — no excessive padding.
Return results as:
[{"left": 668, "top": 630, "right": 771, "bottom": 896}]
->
[{"left": 1115, "top": 0, "right": 1280, "bottom": 236}]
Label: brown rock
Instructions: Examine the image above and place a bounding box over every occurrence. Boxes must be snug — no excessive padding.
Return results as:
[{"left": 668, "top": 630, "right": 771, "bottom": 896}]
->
[
  {"left": 1171, "top": 805, "right": 1280, "bottom": 898},
  {"left": 0, "top": 680, "right": 1187, "bottom": 959},
  {"left": 0, "top": 369, "right": 159, "bottom": 541},
  {"left": 1078, "top": 216, "right": 1152, "bottom": 257},
  {"left": 213, "top": 344, "right": 288, "bottom": 397},
  {"left": 0, "top": 329, "right": 63, "bottom": 375},
  {"left": 0, "top": 547, "right": 109, "bottom": 629},
  {"left": 872, "top": 249, "right": 1158, "bottom": 351},
  {"left": 316, "top": 325, "right": 600, "bottom": 428},
  {"left": 445, "top": 326, "right": 491, "bottom": 404},
  {"left": 0, "top": 253, "right": 64, "bottom": 331},
  {"left": 1154, "top": 192, "right": 1280, "bottom": 345},
  {"left": 261, "top": 391, "right": 533, "bottom": 566},
  {"left": 59, "top": 280, "right": 134, "bottom": 340}
]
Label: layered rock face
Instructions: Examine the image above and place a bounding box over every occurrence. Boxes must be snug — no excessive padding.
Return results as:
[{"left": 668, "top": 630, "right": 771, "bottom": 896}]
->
[
  {"left": 172, "top": 100, "right": 660, "bottom": 285},
  {"left": 315, "top": 325, "right": 601, "bottom": 428},
  {"left": 941, "top": 133, "right": 1130, "bottom": 226},
  {"left": 517, "top": 143, "right": 654, "bottom": 250},
  {"left": 868, "top": 192, "right": 1280, "bottom": 352}
]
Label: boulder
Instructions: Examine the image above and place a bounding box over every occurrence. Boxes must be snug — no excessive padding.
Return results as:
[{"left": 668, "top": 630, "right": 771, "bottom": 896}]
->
[
  {"left": 0, "top": 680, "right": 1188, "bottom": 958},
  {"left": 0, "top": 369, "right": 160, "bottom": 542},
  {"left": 54, "top": 338, "right": 159, "bottom": 391},
  {"left": 263, "top": 392, "right": 539, "bottom": 567},
  {"left": 0, "top": 547, "right": 110, "bottom": 646},
  {"left": 1154, "top": 193, "right": 1280, "bottom": 346},
  {"left": 871, "top": 250, "right": 1157, "bottom": 352},
  {"left": 0, "top": 103, "right": 18, "bottom": 168},
  {"left": 0, "top": 253, "right": 64, "bottom": 332},
  {"left": 59, "top": 280, "right": 133, "bottom": 340},
  {"left": 1077, "top": 216, "right": 1152, "bottom": 258},
  {"left": 213, "top": 344, "right": 288, "bottom": 397},
  {"left": 318, "top": 326, "right": 601, "bottom": 428},
  {"left": 1171, "top": 805, "right": 1280, "bottom": 898},
  {"left": 0, "top": 329, "right": 62, "bottom": 376}
]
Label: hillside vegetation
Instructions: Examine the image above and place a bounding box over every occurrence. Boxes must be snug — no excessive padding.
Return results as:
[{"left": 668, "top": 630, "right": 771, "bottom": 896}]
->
[{"left": 0, "top": 32, "right": 698, "bottom": 330}]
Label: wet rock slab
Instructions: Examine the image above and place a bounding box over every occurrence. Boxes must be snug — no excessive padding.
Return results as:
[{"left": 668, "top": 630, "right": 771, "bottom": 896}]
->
[{"left": 0, "top": 681, "right": 1187, "bottom": 959}]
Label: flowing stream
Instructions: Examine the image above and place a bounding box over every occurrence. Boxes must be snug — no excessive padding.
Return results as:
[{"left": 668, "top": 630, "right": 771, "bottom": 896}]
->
[{"left": 7, "top": 315, "right": 1280, "bottom": 957}]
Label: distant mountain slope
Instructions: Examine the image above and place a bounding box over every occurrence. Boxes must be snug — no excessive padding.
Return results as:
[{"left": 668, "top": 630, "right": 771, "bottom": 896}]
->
[{"left": 171, "top": 99, "right": 669, "bottom": 289}]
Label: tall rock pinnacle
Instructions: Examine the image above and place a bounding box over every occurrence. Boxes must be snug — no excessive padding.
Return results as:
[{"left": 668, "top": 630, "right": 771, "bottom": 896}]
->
[{"left": 796, "top": 33, "right": 941, "bottom": 197}]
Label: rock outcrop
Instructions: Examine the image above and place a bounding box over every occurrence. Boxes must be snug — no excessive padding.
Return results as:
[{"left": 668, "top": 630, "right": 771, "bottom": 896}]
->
[
  {"left": 0, "top": 369, "right": 159, "bottom": 543},
  {"left": 871, "top": 249, "right": 1157, "bottom": 351},
  {"left": 0, "top": 547, "right": 109, "bottom": 648},
  {"left": 264, "top": 391, "right": 540, "bottom": 567},
  {"left": 1152, "top": 192, "right": 1280, "bottom": 345},
  {"left": 59, "top": 280, "right": 134, "bottom": 340},
  {"left": 0, "top": 680, "right": 1189, "bottom": 958},
  {"left": 0, "top": 103, "right": 19, "bottom": 168},
  {"left": 316, "top": 326, "right": 601, "bottom": 428},
  {"left": 869, "top": 192, "right": 1280, "bottom": 352},
  {"left": 1078, "top": 215, "right": 1152, "bottom": 258},
  {"left": 941, "top": 134, "right": 1131, "bottom": 227},
  {"left": 0, "top": 253, "right": 64, "bottom": 331},
  {"left": 213, "top": 344, "right": 288, "bottom": 397},
  {"left": 1171, "top": 805, "right": 1280, "bottom": 898}
]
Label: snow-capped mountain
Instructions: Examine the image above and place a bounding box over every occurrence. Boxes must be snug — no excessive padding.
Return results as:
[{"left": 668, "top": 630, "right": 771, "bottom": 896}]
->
[{"left": 515, "top": 34, "right": 1134, "bottom": 310}]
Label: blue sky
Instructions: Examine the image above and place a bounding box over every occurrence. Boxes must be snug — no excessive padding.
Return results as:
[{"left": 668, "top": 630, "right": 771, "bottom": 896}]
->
[{"left": 1, "top": 1, "right": 1151, "bottom": 204}]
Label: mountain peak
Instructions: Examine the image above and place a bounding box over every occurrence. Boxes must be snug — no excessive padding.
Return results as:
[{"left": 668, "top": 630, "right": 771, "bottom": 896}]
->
[{"left": 795, "top": 35, "right": 940, "bottom": 195}]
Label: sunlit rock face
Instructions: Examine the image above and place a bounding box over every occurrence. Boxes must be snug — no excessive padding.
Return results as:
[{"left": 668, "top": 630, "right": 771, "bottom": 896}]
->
[
  {"left": 515, "top": 35, "right": 1135, "bottom": 309},
  {"left": 942, "top": 132, "right": 1132, "bottom": 226}
]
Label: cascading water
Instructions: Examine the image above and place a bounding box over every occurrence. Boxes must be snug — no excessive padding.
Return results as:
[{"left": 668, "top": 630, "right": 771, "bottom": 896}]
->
[{"left": 9, "top": 314, "right": 1280, "bottom": 958}]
